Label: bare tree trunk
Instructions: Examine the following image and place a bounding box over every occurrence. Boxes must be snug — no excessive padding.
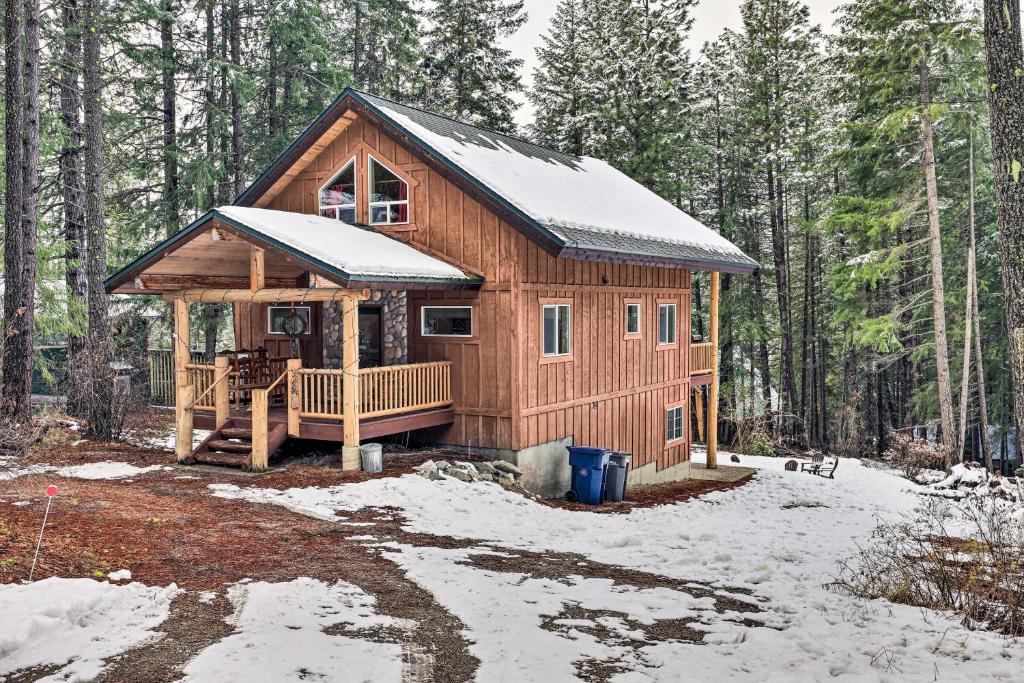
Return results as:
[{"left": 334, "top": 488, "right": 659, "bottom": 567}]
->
[
  {"left": 83, "top": 0, "right": 112, "bottom": 437},
  {"left": 160, "top": 0, "right": 179, "bottom": 237},
  {"left": 204, "top": 0, "right": 215, "bottom": 209},
  {"left": 957, "top": 240, "right": 974, "bottom": 462},
  {"left": 767, "top": 159, "right": 797, "bottom": 438},
  {"left": 967, "top": 135, "right": 992, "bottom": 470},
  {"left": 229, "top": 0, "right": 244, "bottom": 195},
  {"left": 983, "top": 0, "right": 1024, "bottom": 462},
  {"left": 59, "top": 0, "right": 88, "bottom": 418},
  {"left": 918, "top": 55, "right": 955, "bottom": 461}
]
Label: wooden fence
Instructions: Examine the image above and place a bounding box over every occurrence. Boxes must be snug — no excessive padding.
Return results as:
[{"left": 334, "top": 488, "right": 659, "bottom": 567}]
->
[{"left": 148, "top": 349, "right": 205, "bottom": 406}]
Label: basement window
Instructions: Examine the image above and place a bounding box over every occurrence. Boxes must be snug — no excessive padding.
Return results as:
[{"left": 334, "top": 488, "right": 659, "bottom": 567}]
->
[
  {"left": 542, "top": 304, "right": 572, "bottom": 357},
  {"left": 666, "top": 405, "right": 684, "bottom": 443},
  {"left": 421, "top": 306, "right": 473, "bottom": 337},
  {"left": 319, "top": 158, "right": 357, "bottom": 224},
  {"left": 369, "top": 157, "right": 409, "bottom": 225}
]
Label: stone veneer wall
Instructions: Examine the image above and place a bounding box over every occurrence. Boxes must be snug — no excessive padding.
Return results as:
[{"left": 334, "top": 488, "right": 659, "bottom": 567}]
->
[{"left": 322, "top": 289, "right": 408, "bottom": 368}]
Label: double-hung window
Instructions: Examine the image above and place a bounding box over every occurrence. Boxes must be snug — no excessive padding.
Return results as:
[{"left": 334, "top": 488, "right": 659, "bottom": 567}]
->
[
  {"left": 666, "top": 405, "right": 684, "bottom": 442},
  {"left": 368, "top": 157, "right": 409, "bottom": 225},
  {"left": 319, "top": 159, "right": 357, "bottom": 224},
  {"left": 625, "top": 303, "right": 641, "bottom": 336},
  {"left": 658, "top": 303, "right": 677, "bottom": 345},
  {"left": 542, "top": 304, "right": 571, "bottom": 357}
]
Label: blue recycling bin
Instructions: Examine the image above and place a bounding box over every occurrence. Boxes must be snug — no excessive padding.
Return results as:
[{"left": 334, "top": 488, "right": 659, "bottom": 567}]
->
[{"left": 567, "top": 446, "right": 611, "bottom": 505}]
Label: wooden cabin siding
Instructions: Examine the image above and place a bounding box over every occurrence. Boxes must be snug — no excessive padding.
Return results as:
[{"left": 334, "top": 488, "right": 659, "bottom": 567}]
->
[
  {"left": 255, "top": 112, "right": 696, "bottom": 470},
  {"left": 234, "top": 302, "right": 325, "bottom": 368}
]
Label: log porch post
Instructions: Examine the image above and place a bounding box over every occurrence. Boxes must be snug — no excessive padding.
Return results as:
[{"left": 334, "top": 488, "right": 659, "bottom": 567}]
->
[
  {"left": 287, "top": 358, "right": 302, "bottom": 437},
  {"left": 707, "top": 271, "right": 720, "bottom": 469},
  {"left": 173, "top": 298, "right": 192, "bottom": 462},
  {"left": 214, "top": 355, "right": 230, "bottom": 429},
  {"left": 341, "top": 294, "right": 361, "bottom": 470}
]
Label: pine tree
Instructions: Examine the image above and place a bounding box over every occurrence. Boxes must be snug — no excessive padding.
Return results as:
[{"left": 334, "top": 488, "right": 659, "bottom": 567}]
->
[
  {"left": 423, "top": 0, "right": 526, "bottom": 132},
  {"left": 349, "top": 0, "right": 421, "bottom": 98}
]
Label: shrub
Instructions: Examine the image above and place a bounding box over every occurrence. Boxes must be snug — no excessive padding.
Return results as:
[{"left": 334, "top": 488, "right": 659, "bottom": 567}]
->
[
  {"left": 830, "top": 497, "right": 1024, "bottom": 636},
  {"left": 885, "top": 433, "right": 946, "bottom": 481},
  {"left": 744, "top": 431, "right": 774, "bottom": 457}
]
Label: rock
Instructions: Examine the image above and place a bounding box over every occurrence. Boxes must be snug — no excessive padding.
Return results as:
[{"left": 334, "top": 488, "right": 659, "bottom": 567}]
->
[
  {"left": 478, "top": 473, "right": 494, "bottom": 482},
  {"left": 474, "top": 461, "right": 497, "bottom": 476},
  {"left": 434, "top": 460, "right": 451, "bottom": 471},
  {"left": 496, "top": 473, "right": 515, "bottom": 486},
  {"left": 492, "top": 460, "right": 522, "bottom": 477},
  {"left": 413, "top": 460, "right": 438, "bottom": 479},
  {"left": 448, "top": 467, "right": 475, "bottom": 483},
  {"left": 452, "top": 461, "right": 478, "bottom": 474}
]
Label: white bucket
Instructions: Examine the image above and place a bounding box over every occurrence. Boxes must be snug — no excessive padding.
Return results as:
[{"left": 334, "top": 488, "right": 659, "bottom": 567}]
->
[{"left": 360, "top": 443, "right": 383, "bottom": 473}]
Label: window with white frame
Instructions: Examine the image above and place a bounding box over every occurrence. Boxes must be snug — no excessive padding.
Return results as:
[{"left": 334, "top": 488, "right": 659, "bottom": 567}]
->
[
  {"left": 658, "top": 303, "right": 677, "bottom": 345},
  {"left": 319, "top": 158, "right": 356, "bottom": 224},
  {"left": 368, "top": 157, "right": 409, "bottom": 225},
  {"left": 268, "top": 306, "right": 311, "bottom": 335},
  {"left": 542, "top": 304, "right": 572, "bottom": 356},
  {"left": 421, "top": 306, "right": 473, "bottom": 337},
  {"left": 625, "top": 303, "right": 641, "bottom": 335},
  {"left": 666, "top": 405, "right": 684, "bottom": 442}
]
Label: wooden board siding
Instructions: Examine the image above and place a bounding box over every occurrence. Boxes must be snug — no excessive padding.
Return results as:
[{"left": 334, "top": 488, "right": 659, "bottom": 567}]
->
[
  {"left": 257, "top": 111, "right": 695, "bottom": 471},
  {"left": 233, "top": 301, "right": 325, "bottom": 369}
]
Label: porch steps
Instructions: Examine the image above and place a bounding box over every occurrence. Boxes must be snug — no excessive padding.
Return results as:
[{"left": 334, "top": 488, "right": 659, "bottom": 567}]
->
[{"left": 190, "top": 418, "right": 287, "bottom": 469}]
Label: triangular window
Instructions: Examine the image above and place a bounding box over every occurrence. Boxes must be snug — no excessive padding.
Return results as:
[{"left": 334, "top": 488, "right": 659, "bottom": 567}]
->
[
  {"left": 368, "top": 157, "right": 409, "bottom": 225},
  {"left": 319, "top": 158, "right": 357, "bottom": 224}
]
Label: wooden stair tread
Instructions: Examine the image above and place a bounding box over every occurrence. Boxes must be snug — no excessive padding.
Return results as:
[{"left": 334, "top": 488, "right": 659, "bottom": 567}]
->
[
  {"left": 220, "top": 427, "right": 253, "bottom": 439},
  {"left": 206, "top": 439, "right": 253, "bottom": 454},
  {"left": 194, "top": 451, "right": 250, "bottom": 467}
]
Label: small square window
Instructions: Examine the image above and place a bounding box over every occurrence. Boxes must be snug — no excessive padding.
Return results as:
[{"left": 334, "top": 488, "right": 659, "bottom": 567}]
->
[
  {"left": 542, "top": 304, "right": 571, "bottom": 356},
  {"left": 659, "top": 303, "right": 677, "bottom": 345},
  {"left": 268, "top": 306, "right": 311, "bottom": 335},
  {"left": 625, "top": 303, "right": 641, "bottom": 335},
  {"left": 666, "top": 406, "right": 684, "bottom": 442},
  {"left": 421, "top": 306, "right": 473, "bottom": 337}
]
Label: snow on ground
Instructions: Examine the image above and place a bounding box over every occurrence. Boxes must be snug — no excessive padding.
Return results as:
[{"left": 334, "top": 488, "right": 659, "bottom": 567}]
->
[
  {"left": 180, "top": 577, "right": 405, "bottom": 683},
  {"left": 212, "top": 453, "right": 1023, "bottom": 682},
  {"left": 0, "top": 577, "right": 179, "bottom": 682},
  {"left": 55, "top": 461, "right": 170, "bottom": 480},
  {"left": 129, "top": 427, "right": 212, "bottom": 452}
]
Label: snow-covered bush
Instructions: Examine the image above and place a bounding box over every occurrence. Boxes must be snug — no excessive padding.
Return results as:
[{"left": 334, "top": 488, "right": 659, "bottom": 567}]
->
[{"left": 831, "top": 498, "right": 1024, "bottom": 636}]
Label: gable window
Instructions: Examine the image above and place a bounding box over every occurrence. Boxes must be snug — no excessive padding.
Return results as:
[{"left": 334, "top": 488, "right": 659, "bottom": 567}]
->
[
  {"left": 625, "top": 303, "right": 641, "bottom": 336},
  {"left": 666, "top": 405, "right": 684, "bottom": 443},
  {"left": 658, "top": 303, "right": 677, "bottom": 345},
  {"left": 369, "top": 157, "right": 409, "bottom": 225},
  {"left": 268, "top": 306, "right": 311, "bottom": 335},
  {"left": 542, "top": 304, "right": 571, "bottom": 357},
  {"left": 421, "top": 306, "right": 473, "bottom": 337},
  {"left": 319, "top": 158, "right": 357, "bottom": 224}
]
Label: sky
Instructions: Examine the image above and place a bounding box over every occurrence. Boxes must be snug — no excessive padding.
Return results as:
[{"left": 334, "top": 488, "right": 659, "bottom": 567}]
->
[{"left": 507, "top": 0, "right": 846, "bottom": 126}]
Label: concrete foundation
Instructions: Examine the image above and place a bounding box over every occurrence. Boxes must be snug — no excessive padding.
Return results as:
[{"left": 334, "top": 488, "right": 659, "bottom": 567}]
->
[
  {"left": 625, "top": 459, "right": 692, "bottom": 487},
  {"left": 435, "top": 437, "right": 575, "bottom": 498}
]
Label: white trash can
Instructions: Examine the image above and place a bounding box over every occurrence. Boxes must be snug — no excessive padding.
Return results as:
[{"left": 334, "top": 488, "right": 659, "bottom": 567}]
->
[{"left": 360, "top": 443, "right": 383, "bottom": 473}]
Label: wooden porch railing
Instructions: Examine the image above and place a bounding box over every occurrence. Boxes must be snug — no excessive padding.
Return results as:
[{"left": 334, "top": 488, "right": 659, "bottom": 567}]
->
[
  {"left": 296, "top": 361, "right": 453, "bottom": 421},
  {"left": 690, "top": 342, "right": 715, "bottom": 375},
  {"left": 184, "top": 363, "right": 216, "bottom": 410}
]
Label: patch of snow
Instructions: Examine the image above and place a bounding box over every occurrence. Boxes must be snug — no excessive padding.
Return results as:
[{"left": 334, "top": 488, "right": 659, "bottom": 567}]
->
[
  {"left": 56, "top": 461, "right": 169, "bottom": 480},
  {"left": 12, "top": 500, "right": 29, "bottom": 506},
  {"left": 215, "top": 206, "right": 473, "bottom": 281},
  {"left": 0, "top": 463, "right": 56, "bottom": 481},
  {"left": 128, "top": 427, "right": 211, "bottom": 452},
  {"left": 197, "top": 591, "right": 218, "bottom": 604},
  {"left": 212, "top": 454, "right": 1024, "bottom": 680},
  {"left": 107, "top": 569, "right": 132, "bottom": 581},
  {"left": 0, "top": 578, "right": 179, "bottom": 682},
  {"left": 180, "top": 578, "right": 404, "bottom": 682}
]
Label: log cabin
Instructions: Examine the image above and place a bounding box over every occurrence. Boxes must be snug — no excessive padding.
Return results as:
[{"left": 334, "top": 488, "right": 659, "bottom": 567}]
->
[{"left": 105, "top": 89, "right": 757, "bottom": 495}]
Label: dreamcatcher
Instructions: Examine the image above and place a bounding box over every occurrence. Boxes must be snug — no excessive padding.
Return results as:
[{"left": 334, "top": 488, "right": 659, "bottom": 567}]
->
[{"left": 279, "top": 305, "right": 308, "bottom": 360}]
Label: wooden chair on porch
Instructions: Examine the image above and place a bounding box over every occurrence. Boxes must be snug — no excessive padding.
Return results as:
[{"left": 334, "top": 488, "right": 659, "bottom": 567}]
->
[{"left": 222, "top": 347, "right": 274, "bottom": 410}]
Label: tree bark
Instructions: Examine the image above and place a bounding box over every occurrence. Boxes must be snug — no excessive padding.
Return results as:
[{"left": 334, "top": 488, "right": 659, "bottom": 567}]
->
[
  {"left": 767, "top": 158, "right": 797, "bottom": 438},
  {"left": 160, "top": 0, "right": 179, "bottom": 237},
  {"left": 229, "top": 0, "right": 244, "bottom": 195},
  {"left": 983, "top": 0, "right": 1024, "bottom": 462},
  {"left": 83, "top": 0, "right": 113, "bottom": 436},
  {"left": 918, "top": 55, "right": 955, "bottom": 460},
  {"left": 967, "top": 134, "right": 992, "bottom": 470},
  {"left": 59, "top": 0, "right": 88, "bottom": 418}
]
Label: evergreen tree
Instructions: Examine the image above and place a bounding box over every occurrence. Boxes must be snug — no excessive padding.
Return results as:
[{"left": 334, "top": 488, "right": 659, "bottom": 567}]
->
[{"left": 423, "top": 0, "right": 526, "bottom": 132}]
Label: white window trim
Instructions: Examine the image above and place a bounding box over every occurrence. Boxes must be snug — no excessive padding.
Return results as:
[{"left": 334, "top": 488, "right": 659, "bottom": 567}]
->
[
  {"left": 420, "top": 305, "right": 474, "bottom": 337},
  {"left": 666, "top": 405, "right": 685, "bottom": 443},
  {"left": 267, "top": 305, "right": 312, "bottom": 335},
  {"left": 318, "top": 157, "right": 357, "bottom": 221},
  {"left": 625, "top": 303, "right": 641, "bottom": 335},
  {"left": 658, "top": 303, "right": 677, "bottom": 345},
  {"left": 542, "top": 304, "right": 572, "bottom": 357},
  {"left": 368, "top": 154, "right": 410, "bottom": 226}
]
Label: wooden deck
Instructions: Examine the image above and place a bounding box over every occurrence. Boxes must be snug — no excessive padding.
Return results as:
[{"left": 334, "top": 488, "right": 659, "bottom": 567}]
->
[{"left": 192, "top": 404, "right": 455, "bottom": 441}]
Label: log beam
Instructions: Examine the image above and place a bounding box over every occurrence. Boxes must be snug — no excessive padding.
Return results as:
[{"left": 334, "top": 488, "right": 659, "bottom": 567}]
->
[
  {"left": 163, "top": 287, "right": 369, "bottom": 303},
  {"left": 707, "top": 271, "right": 720, "bottom": 469},
  {"left": 250, "top": 246, "right": 265, "bottom": 290},
  {"left": 173, "top": 298, "right": 192, "bottom": 463},
  {"left": 341, "top": 293, "right": 361, "bottom": 470}
]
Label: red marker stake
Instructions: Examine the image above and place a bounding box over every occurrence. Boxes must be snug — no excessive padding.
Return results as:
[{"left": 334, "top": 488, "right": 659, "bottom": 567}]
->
[{"left": 28, "top": 485, "right": 58, "bottom": 582}]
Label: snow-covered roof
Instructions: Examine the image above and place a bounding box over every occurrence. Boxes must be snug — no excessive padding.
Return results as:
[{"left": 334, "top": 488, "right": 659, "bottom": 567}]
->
[
  {"left": 214, "top": 206, "right": 473, "bottom": 282},
  {"left": 353, "top": 92, "right": 757, "bottom": 273}
]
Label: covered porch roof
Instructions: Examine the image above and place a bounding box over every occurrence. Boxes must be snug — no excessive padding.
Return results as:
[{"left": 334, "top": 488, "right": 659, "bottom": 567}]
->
[{"left": 104, "top": 206, "right": 483, "bottom": 296}]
